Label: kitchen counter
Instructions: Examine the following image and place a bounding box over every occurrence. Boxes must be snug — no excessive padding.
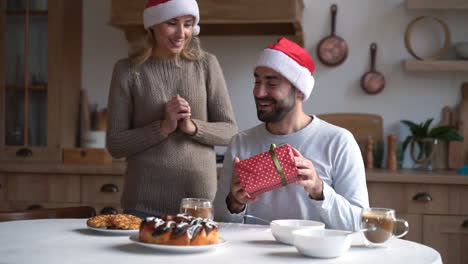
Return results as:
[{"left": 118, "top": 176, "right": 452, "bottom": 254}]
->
[{"left": 0, "top": 163, "right": 467, "bottom": 184}]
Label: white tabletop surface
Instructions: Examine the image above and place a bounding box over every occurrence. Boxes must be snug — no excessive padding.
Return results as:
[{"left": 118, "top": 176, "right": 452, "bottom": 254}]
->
[{"left": 0, "top": 219, "right": 442, "bottom": 264}]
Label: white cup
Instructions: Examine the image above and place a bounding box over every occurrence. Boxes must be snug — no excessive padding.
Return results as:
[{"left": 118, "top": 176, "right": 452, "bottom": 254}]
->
[{"left": 81, "top": 131, "right": 106, "bottom": 148}]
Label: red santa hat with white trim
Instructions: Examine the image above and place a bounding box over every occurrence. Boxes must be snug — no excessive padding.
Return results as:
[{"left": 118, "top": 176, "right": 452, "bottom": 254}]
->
[
  {"left": 143, "top": 0, "right": 200, "bottom": 35},
  {"left": 255, "top": 37, "right": 315, "bottom": 101}
]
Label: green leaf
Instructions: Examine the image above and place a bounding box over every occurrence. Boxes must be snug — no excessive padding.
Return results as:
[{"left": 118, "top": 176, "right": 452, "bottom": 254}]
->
[
  {"left": 402, "top": 135, "right": 413, "bottom": 154},
  {"left": 422, "top": 118, "right": 433, "bottom": 134}
]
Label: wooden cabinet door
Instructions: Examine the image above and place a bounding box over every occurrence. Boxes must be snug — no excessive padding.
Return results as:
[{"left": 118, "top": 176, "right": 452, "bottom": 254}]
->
[
  {"left": 7, "top": 174, "right": 80, "bottom": 203},
  {"left": 406, "top": 184, "right": 449, "bottom": 215},
  {"left": 81, "top": 176, "right": 123, "bottom": 204},
  {"left": 0, "top": 173, "right": 6, "bottom": 201},
  {"left": 0, "top": 0, "right": 81, "bottom": 162},
  {"left": 449, "top": 185, "right": 468, "bottom": 215},
  {"left": 396, "top": 213, "right": 422, "bottom": 243},
  {"left": 423, "top": 215, "right": 468, "bottom": 264},
  {"left": 367, "top": 182, "right": 406, "bottom": 211}
]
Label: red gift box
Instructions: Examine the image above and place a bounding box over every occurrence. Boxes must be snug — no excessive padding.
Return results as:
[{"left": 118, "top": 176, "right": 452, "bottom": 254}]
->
[{"left": 235, "top": 144, "right": 300, "bottom": 197}]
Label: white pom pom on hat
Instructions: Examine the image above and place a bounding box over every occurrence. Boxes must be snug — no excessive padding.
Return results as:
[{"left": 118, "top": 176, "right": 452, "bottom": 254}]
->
[
  {"left": 255, "top": 37, "right": 315, "bottom": 101},
  {"left": 143, "top": 0, "right": 200, "bottom": 35}
]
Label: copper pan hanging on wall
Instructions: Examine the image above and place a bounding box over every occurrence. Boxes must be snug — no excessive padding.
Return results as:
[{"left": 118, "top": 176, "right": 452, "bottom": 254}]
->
[
  {"left": 361, "top": 43, "right": 385, "bottom": 95},
  {"left": 317, "top": 4, "right": 348, "bottom": 67}
]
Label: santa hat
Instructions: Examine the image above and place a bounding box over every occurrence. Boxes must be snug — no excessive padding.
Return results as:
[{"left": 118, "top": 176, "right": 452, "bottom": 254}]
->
[
  {"left": 143, "top": 0, "right": 200, "bottom": 35},
  {"left": 255, "top": 37, "right": 315, "bottom": 101}
]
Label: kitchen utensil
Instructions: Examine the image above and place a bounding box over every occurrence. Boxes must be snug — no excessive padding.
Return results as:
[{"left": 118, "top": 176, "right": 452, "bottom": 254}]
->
[
  {"left": 459, "top": 83, "right": 468, "bottom": 164},
  {"left": 361, "top": 43, "right": 385, "bottom": 95},
  {"left": 433, "top": 106, "right": 451, "bottom": 169},
  {"left": 404, "top": 16, "right": 451, "bottom": 60},
  {"left": 387, "top": 134, "right": 397, "bottom": 171},
  {"left": 317, "top": 4, "right": 348, "bottom": 67}
]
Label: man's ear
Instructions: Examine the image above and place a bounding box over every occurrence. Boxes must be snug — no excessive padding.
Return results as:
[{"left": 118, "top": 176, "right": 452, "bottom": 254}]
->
[{"left": 296, "top": 88, "right": 305, "bottom": 101}]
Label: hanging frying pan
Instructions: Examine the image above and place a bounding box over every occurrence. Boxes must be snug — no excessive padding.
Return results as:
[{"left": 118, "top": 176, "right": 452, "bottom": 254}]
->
[
  {"left": 317, "top": 4, "right": 348, "bottom": 67},
  {"left": 361, "top": 43, "right": 385, "bottom": 95}
]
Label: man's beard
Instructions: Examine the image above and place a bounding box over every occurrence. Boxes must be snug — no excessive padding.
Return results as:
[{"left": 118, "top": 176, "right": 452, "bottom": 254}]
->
[{"left": 255, "top": 88, "right": 296, "bottom": 122}]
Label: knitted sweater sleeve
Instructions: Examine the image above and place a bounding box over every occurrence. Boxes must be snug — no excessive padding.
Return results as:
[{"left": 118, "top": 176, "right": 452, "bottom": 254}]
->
[
  {"left": 191, "top": 54, "right": 238, "bottom": 146},
  {"left": 106, "top": 59, "right": 168, "bottom": 159}
]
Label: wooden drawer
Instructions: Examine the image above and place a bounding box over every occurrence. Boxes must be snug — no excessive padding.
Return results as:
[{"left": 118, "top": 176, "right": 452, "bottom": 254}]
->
[
  {"left": 405, "top": 184, "right": 449, "bottom": 215},
  {"left": 368, "top": 182, "right": 406, "bottom": 211},
  {"left": 449, "top": 185, "right": 468, "bottom": 215},
  {"left": 396, "top": 213, "right": 422, "bottom": 243},
  {"left": 84, "top": 203, "right": 123, "bottom": 215},
  {"left": 423, "top": 215, "right": 468, "bottom": 264},
  {"left": 81, "top": 176, "right": 123, "bottom": 204},
  {"left": 9, "top": 201, "right": 81, "bottom": 211},
  {"left": 368, "top": 182, "right": 449, "bottom": 215},
  {"left": 7, "top": 174, "right": 80, "bottom": 203},
  {"left": 0, "top": 174, "right": 6, "bottom": 201},
  {"left": 0, "top": 201, "right": 10, "bottom": 211}
]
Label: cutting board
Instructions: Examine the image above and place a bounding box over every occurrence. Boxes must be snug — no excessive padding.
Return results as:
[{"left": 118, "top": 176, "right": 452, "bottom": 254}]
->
[
  {"left": 317, "top": 113, "right": 383, "bottom": 154},
  {"left": 433, "top": 106, "right": 451, "bottom": 169},
  {"left": 459, "top": 83, "right": 468, "bottom": 165}
]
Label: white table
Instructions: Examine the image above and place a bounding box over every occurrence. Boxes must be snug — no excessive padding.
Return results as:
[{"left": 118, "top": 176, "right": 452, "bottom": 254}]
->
[{"left": 0, "top": 219, "right": 441, "bottom": 264}]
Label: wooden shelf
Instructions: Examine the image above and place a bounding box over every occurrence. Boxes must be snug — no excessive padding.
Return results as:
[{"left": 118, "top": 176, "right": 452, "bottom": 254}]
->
[
  {"left": 6, "top": 10, "right": 48, "bottom": 15},
  {"left": 6, "top": 85, "right": 48, "bottom": 91},
  {"left": 109, "top": 0, "right": 304, "bottom": 46},
  {"left": 406, "top": 0, "right": 468, "bottom": 10},
  {"left": 404, "top": 60, "right": 468, "bottom": 72}
]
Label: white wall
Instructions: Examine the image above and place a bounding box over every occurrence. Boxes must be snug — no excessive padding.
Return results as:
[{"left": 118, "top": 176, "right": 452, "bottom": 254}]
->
[{"left": 82, "top": 0, "right": 468, "bottom": 165}]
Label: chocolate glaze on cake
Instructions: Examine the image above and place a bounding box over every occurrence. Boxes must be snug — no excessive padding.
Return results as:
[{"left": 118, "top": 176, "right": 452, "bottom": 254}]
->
[{"left": 143, "top": 214, "right": 218, "bottom": 241}]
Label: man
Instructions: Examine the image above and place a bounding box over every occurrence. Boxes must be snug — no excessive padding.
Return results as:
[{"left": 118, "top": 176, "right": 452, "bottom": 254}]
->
[{"left": 213, "top": 37, "right": 369, "bottom": 231}]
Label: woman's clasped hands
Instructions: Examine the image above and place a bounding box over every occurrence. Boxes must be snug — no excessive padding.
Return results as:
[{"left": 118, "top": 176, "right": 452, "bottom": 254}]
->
[{"left": 161, "top": 94, "right": 197, "bottom": 135}]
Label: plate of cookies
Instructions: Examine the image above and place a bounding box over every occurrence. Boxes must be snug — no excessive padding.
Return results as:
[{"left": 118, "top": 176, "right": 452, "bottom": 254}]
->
[{"left": 86, "top": 214, "right": 142, "bottom": 235}]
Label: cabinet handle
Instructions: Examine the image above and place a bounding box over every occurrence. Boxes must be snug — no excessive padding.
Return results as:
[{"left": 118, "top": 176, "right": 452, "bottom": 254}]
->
[
  {"left": 0, "top": 183, "right": 2, "bottom": 189},
  {"left": 27, "top": 204, "right": 43, "bottom": 210},
  {"left": 100, "top": 184, "right": 119, "bottom": 193},
  {"left": 412, "top": 192, "right": 433, "bottom": 201},
  {"left": 462, "top": 219, "right": 468, "bottom": 229},
  {"left": 100, "top": 207, "right": 118, "bottom": 215},
  {"left": 16, "top": 148, "right": 33, "bottom": 157}
]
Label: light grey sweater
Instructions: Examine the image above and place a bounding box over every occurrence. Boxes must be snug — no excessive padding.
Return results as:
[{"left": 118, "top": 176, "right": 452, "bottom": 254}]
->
[
  {"left": 106, "top": 52, "right": 237, "bottom": 216},
  {"left": 214, "top": 116, "right": 369, "bottom": 231}
]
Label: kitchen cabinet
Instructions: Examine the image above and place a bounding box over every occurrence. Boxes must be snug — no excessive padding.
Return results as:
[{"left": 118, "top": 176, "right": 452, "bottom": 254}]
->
[
  {"left": 367, "top": 169, "right": 468, "bottom": 264},
  {"left": 109, "top": 0, "right": 305, "bottom": 46},
  {"left": 0, "top": 162, "right": 126, "bottom": 214},
  {"left": 0, "top": 0, "right": 82, "bottom": 162},
  {"left": 404, "top": 0, "right": 468, "bottom": 72},
  {"left": 423, "top": 215, "right": 468, "bottom": 264}
]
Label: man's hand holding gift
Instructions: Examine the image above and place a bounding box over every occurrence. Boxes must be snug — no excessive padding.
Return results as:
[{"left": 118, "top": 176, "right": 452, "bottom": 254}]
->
[
  {"left": 291, "top": 147, "right": 324, "bottom": 201},
  {"left": 226, "top": 145, "right": 324, "bottom": 214}
]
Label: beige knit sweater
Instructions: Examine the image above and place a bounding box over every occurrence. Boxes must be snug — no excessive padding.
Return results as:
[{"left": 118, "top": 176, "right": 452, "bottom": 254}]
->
[{"left": 106, "top": 52, "right": 237, "bottom": 216}]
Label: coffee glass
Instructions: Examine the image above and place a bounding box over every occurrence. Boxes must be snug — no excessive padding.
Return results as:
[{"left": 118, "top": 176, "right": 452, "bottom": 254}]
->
[
  {"left": 179, "top": 198, "right": 214, "bottom": 219},
  {"left": 361, "top": 208, "right": 409, "bottom": 246}
]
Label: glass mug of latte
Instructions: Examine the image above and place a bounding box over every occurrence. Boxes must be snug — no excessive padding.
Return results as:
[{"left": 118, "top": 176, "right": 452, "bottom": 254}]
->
[
  {"left": 361, "top": 208, "right": 409, "bottom": 246},
  {"left": 179, "top": 198, "right": 214, "bottom": 219}
]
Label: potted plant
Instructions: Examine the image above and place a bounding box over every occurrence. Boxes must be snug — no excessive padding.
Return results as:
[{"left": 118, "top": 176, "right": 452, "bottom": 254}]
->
[{"left": 401, "top": 118, "right": 463, "bottom": 170}]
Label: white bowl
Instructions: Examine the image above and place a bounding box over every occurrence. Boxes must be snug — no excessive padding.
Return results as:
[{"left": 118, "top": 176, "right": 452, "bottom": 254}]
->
[
  {"left": 455, "top": 42, "right": 468, "bottom": 59},
  {"left": 270, "top": 219, "right": 325, "bottom": 245},
  {"left": 293, "top": 229, "right": 353, "bottom": 258}
]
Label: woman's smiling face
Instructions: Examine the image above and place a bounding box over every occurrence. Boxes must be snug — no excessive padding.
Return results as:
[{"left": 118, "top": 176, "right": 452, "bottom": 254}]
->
[{"left": 151, "top": 15, "right": 195, "bottom": 58}]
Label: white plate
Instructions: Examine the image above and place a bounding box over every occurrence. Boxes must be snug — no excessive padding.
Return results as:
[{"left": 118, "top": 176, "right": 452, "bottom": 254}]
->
[
  {"left": 87, "top": 225, "right": 139, "bottom": 235},
  {"left": 129, "top": 235, "right": 227, "bottom": 253}
]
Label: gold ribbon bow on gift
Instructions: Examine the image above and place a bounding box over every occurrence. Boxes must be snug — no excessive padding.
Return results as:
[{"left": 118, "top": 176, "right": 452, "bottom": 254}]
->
[{"left": 269, "top": 144, "right": 288, "bottom": 186}]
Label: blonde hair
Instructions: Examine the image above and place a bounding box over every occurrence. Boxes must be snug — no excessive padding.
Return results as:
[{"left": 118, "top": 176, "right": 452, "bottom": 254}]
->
[{"left": 129, "top": 28, "right": 202, "bottom": 67}]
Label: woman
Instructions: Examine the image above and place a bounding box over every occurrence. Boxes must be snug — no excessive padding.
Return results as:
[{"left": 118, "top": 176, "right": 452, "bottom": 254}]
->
[{"left": 106, "top": 0, "right": 237, "bottom": 218}]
